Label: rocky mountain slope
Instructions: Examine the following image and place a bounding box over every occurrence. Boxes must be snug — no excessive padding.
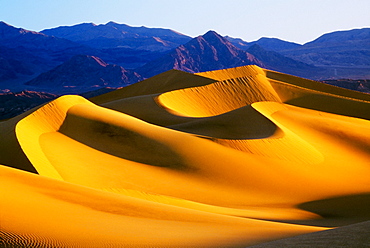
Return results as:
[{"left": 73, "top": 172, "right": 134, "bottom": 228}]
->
[
  {"left": 136, "top": 31, "right": 264, "bottom": 78},
  {"left": 136, "top": 30, "right": 319, "bottom": 79}
]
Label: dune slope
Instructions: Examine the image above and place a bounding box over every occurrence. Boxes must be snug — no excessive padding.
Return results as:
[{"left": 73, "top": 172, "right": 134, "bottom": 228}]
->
[{"left": 1, "top": 65, "right": 370, "bottom": 247}]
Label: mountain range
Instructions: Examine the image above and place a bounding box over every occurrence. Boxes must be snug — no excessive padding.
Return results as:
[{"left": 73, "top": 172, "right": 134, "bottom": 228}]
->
[{"left": 0, "top": 21, "right": 369, "bottom": 96}]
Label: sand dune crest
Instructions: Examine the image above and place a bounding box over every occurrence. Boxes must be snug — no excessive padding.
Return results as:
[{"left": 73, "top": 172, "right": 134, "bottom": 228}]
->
[{"left": 1, "top": 65, "right": 370, "bottom": 247}]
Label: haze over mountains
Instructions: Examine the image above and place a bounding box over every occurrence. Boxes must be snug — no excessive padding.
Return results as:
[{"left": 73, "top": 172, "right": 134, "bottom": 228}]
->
[{"left": 0, "top": 21, "right": 369, "bottom": 96}]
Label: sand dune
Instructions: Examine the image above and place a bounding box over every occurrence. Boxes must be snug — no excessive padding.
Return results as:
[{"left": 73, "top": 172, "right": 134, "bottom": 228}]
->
[{"left": 1, "top": 65, "right": 370, "bottom": 247}]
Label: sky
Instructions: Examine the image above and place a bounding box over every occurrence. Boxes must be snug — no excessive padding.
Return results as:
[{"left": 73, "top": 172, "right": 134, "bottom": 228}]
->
[{"left": 0, "top": 0, "right": 369, "bottom": 44}]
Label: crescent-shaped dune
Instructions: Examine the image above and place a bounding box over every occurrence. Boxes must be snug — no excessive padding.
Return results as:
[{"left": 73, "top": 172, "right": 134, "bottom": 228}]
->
[{"left": 1, "top": 65, "right": 370, "bottom": 247}]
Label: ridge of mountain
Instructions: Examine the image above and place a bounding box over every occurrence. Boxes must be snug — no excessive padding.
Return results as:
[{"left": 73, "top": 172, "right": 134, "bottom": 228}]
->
[
  {"left": 25, "top": 55, "right": 142, "bottom": 93},
  {"left": 279, "top": 28, "right": 370, "bottom": 71},
  {"left": 251, "top": 37, "right": 302, "bottom": 51},
  {"left": 42, "top": 21, "right": 189, "bottom": 40},
  {"left": 135, "top": 30, "right": 263, "bottom": 78},
  {"left": 104, "top": 21, "right": 188, "bottom": 38},
  {"left": 0, "top": 21, "right": 41, "bottom": 38},
  {"left": 41, "top": 22, "right": 192, "bottom": 51},
  {"left": 0, "top": 21, "right": 90, "bottom": 53},
  {"left": 226, "top": 36, "right": 302, "bottom": 52},
  {"left": 306, "top": 28, "right": 370, "bottom": 46}
]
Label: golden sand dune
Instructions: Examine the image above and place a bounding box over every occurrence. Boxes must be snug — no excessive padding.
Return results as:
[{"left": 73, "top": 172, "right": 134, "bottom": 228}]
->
[{"left": 1, "top": 65, "right": 370, "bottom": 247}]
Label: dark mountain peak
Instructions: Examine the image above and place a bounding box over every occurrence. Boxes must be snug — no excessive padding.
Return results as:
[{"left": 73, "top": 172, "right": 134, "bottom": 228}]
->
[
  {"left": 200, "top": 30, "right": 230, "bottom": 44},
  {"left": 106, "top": 21, "right": 119, "bottom": 25},
  {"left": 203, "top": 30, "right": 222, "bottom": 38},
  {"left": 74, "top": 22, "right": 97, "bottom": 27},
  {"left": 192, "top": 30, "right": 229, "bottom": 46},
  {"left": 136, "top": 30, "right": 263, "bottom": 77},
  {"left": 197, "top": 30, "right": 245, "bottom": 59},
  {"left": 105, "top": 21, "right": 130, "bottom": 28}
]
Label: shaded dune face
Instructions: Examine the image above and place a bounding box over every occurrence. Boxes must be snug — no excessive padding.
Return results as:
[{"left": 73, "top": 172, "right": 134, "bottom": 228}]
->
[
  {"left": 168, "top": 104, "right": 279, "bottom": 140},
  {"left": 58, "top": 104, "right": 188, "bottom": 169},
  {"left": 1, "top": 65, "right": 370, "bottom": 247}
]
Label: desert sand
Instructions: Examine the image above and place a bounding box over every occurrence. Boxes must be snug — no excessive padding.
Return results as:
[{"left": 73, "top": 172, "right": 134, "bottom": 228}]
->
[{"left": 1, "top": 65, "right": 370, "bottom": 247}]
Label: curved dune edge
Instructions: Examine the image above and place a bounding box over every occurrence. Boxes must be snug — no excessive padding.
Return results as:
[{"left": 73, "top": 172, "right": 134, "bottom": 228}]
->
[
  {"left": 17, "top": 99, "right": 370, "bottom": 203},
  {"left": 1, "top": 165, "right": 326, "bottom": 248},
  {"left": 1, "top": 65, "right": 370, "bottom": 247},
  {"left": 15, "top": 95, "right": 91, "bottom": 179},
  {"left": 157, "top": 73, "right": 281, "bottom": 117},
  {"left": 213, "top": 102, "right": 324, "bottom": 164}
]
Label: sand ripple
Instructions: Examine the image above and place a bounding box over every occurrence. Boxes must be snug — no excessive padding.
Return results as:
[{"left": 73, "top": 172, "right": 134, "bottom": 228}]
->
[{"left": 1, "top": 65, "right": 370, "bottom": 247}]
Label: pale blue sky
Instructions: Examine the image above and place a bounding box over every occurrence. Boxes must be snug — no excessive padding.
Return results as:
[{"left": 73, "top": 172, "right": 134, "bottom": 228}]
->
[{"left": 1, "top": 0, "right": 369, "bottom": 44}]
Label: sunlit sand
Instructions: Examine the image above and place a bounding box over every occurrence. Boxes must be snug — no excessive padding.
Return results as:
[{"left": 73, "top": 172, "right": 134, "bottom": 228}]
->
[{"left": 1, "top": 65, "right": 370, "bottom": 247}]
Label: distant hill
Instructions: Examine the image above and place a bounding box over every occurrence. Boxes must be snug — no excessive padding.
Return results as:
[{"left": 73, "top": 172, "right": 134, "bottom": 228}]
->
[
  {"left": 0, "top": 90, "right": 57, "bottom": 119},
  {"left": 227, "top": 36, "right": 302, "bottom": 52},
  {"left": 250, "top": 37, "right": 302, "bottom": 51},
  {"left": 321, "top": 79, "right": 370, "bottom": 94},
  {"left": 279, "top": 28, "right": 370, "bottom": 79},
  {"left": 26, "top": 55, "right": 142, "bottom": 93}
]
